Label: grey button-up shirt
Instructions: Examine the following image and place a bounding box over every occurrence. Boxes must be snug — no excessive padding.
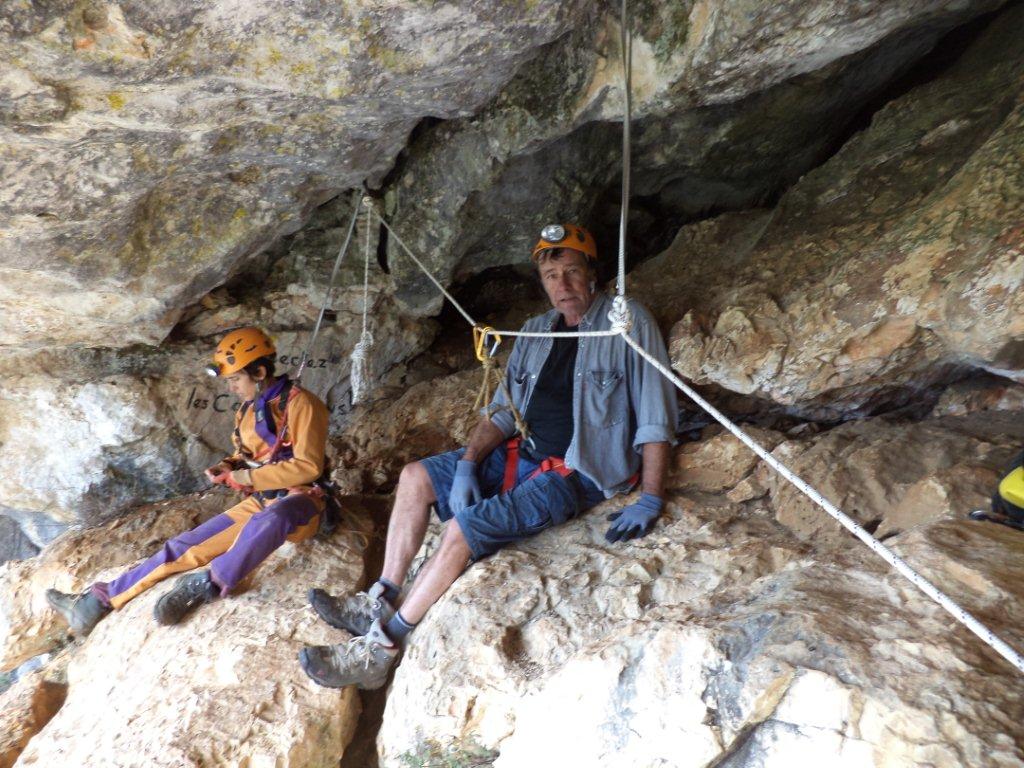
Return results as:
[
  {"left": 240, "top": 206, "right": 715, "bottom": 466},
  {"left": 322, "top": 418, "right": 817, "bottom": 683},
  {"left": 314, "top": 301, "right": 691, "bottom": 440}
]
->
[{"left": 486, "top": 292, "right": 679, "bottom": 497}]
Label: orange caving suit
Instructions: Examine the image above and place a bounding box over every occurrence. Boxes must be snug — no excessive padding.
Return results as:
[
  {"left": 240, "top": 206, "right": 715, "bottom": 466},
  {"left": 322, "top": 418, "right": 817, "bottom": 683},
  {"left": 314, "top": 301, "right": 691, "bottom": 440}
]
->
[{"left": 94, "top": 379, "right": 330, "bottom": 608}]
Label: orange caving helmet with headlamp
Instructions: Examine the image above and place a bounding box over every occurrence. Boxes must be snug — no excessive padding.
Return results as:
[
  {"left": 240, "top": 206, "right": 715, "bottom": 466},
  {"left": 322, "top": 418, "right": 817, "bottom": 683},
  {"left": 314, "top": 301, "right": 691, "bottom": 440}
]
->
[
  {"left": 531, "top": 223, "right": 597, "bottom": 263},
  {"left": 206, "top": 327, "right": 276, "bottom": 377}
]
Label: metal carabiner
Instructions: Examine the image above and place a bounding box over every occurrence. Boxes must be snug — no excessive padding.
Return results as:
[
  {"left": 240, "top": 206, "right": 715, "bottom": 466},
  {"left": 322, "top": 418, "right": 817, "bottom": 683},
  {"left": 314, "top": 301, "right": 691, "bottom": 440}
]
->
[{"left": 473, "top": 325, "right": 502, "bottom": 361}]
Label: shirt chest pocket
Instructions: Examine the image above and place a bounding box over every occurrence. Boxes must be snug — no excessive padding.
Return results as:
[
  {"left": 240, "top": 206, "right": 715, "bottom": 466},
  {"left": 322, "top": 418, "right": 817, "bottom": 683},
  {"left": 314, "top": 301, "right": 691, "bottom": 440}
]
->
[
  {"left": 583, "top": 369, "right": 626, "bottom": 428},
  {"left": 508, "top": 368, "right": 531, "bottom": 405}
]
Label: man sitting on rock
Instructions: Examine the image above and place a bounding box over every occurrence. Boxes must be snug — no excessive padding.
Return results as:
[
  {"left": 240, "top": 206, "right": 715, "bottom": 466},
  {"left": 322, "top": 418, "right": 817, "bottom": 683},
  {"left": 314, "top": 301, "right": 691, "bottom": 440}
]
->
[
  {"left": 300, "top": 223, "right": 679, "bottom": 690},
  {"left": 46, "top": 327, "right": 331, "bottom": 634}
]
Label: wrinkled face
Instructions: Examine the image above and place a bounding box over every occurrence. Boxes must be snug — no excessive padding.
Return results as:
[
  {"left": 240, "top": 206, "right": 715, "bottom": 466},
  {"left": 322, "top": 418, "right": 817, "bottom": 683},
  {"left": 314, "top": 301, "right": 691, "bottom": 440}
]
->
[
  {"left": 537, "top": 248, "right": 595, "bottom": 322},
  {"left": 225, "top": 369, "right": 260, "bottom": 401}
]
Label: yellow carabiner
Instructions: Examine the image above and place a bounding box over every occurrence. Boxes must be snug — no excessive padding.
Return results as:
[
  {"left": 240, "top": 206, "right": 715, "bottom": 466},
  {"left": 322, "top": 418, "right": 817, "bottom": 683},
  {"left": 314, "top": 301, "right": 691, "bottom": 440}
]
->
[{"left": 473, "top": 326, "right": 501, "bottom": 362}]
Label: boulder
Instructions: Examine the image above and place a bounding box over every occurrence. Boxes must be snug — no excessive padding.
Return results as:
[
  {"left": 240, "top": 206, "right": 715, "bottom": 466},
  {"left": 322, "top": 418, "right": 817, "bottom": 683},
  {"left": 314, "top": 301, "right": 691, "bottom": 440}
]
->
[
  {"left": 932, "top": 377, "right": 1024, "bottom": 418},
  {"left": 630, "top": 7, "right": 1024, "bottom": 418},
  {"left": 669, "top": 426, "right": 784, "bottom": 494},
  {"left": 377, "top": 483, "right": 1024, "bottom": 767},
  {"left": 9, "top": 495, "right": 377, "bottom": 767},
  {"left": 333, "top": 368, "right": 481, "bottom": 494},
  {"left": 765, "top": 412, "right": 1024, "bottom": 543}
]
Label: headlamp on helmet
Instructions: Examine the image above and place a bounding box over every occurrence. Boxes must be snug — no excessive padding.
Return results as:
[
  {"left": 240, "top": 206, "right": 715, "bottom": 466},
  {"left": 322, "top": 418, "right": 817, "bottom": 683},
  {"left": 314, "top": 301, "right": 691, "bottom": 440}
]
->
[
  {"left": 206, "top": 327, "right": 276, "bottom": 378},
  {"left": 540, "top": 224, "right": 566, "bottom": 243},
  {"left": 531, "top": 222, "right": 597, "bottom": 263}
]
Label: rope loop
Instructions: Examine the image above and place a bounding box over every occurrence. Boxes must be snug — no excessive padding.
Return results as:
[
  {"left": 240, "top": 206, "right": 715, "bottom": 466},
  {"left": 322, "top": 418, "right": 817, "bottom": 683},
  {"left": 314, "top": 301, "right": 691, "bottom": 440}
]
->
[
  {"left": 349, "top": 329, "right": 374, "bottom": 405},
  {"left": 608, "top": 295, "right": 633, "bottom": 334}
]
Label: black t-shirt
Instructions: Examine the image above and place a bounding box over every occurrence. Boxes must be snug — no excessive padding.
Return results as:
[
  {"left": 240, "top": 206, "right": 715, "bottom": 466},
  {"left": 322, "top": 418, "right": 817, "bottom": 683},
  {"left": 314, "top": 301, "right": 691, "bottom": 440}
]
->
[{"left": 523, "top": 316, "right": 578, "bottom": 458}]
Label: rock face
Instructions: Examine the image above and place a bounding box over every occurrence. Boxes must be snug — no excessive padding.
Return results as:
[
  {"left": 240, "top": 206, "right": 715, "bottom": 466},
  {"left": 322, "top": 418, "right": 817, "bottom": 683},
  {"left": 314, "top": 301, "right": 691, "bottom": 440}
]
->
[
  {"left": 0, "top": 667, "right": 67, "bottom": 768},
  {"left": 332, "top": 368, "right": 481, "bottom": 494},
  {"left": 376, "top": 409, "right": 1024, "bottom": 767},
  {"left": 0, "top": 490, "right": 228, "bottom": 671},
  {"left": 381, "top": 0, "right": 1005, "bottom": 313},
  {"left": 0, "top": 516, "right": 38, "bottom": 565},
  {"left": 0, "top": 0, "right": 591, "bottom": 349},
  {"left": 766, "top": 412, "right": 1024, "bottom": 543},
  {"left": 630, "top": 6, "right": 1024, "bottom": 418},
  {"left": 6, "top": 493, "right": 375, "bottom": 767}
]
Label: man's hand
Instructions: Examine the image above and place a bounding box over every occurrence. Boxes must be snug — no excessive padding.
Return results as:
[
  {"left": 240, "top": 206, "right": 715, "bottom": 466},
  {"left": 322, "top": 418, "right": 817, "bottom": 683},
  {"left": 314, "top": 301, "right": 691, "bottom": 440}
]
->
[
  {"left": 448, "top": 459, "right": 482, "bottom": 514},
  {"left": 605, "top": 493, "right": 663, "bottom": 543},
  {"left": 204, "top": 461, "right": 233, "bottom": 483}
]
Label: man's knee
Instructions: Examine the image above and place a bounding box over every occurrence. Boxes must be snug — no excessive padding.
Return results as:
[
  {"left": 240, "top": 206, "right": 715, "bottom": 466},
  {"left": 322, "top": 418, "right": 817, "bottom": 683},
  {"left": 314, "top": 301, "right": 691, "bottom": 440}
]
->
[
  {"left": 439, "top": 519, "right": 470, "bottom": 554},
  {"left": 399, "top": 460, "right": 435, "bottom": 502}
]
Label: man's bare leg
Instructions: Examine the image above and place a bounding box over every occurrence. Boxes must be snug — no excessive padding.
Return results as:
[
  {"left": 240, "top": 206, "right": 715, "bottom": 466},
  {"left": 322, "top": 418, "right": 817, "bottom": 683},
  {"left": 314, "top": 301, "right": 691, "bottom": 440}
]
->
[
  {"left": 394, "top": 519, "right": 471, "bottom": 624},
  {"left": 379, "top": 460, "right": 437, "bottom": 587}
]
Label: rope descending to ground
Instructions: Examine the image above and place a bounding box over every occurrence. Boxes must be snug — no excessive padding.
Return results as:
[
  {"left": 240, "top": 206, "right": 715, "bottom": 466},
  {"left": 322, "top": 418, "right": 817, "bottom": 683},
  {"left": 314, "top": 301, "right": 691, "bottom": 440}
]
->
[{"left": 350, "top": 197, "right": 377, "bottom": 404}]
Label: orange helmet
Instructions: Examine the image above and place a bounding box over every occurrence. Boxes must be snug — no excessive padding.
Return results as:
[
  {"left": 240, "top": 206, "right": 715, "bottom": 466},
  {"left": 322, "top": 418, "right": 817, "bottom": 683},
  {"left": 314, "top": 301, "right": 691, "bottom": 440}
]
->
[
  {"left": 531, "top": 223, "right": 597, "bottom": 262},
  {"left": 206, "top": 327, "right": 276, "bottom": 377}
]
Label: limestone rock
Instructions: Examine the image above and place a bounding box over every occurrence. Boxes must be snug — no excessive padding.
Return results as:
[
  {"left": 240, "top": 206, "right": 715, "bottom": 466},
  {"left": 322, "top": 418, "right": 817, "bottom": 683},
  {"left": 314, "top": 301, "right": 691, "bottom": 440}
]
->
[
  {"left": 0, "top": 668, "right": 67, "bottom": 768},
  {"left": 10, "top": 496, "right": 376, "bottom": 767},
  {"left": 0, "top": 0, "right": 593, "bottom": 349},
  {"left": 382, "top": 0, "right": 1005, "bottom": 313},
  {"left": 932, "top": 376, "right": 1024, "bottom": 418},
  {"left": 377, "top": 485, "right": 1024, "bottom": 767},
  {"left": 0, "top": 375, "right": 201, "bottom": 537},
  {"left": 332, "top": 368, "right": 481, "bottom": 494},
  {"left": 669, "top": 426, "right": 783, "bottom": 494},
  {"left": 631, "top": 8, "right": 1024, "bottom": 417},
  {"left": 0, "top": 197, "right": 437, "bottom": 534},
  {"left": 0, "top": 490, "right": 229, "bottom": 671},
  {"left": 0, "top": 516, "right": 38, "bottom": 566},
  {"left": 766, "top": 412, "right": 1024, "bottom": 543}
]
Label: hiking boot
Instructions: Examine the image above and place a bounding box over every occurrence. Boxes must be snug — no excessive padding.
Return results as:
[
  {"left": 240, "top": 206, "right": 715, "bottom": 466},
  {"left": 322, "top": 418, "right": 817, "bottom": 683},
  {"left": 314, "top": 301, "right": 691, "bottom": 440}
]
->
[
  {"left": 299, "top": 618, "right": 399, "bottom": 690},
  {"left": 153, "top": 571, "right": 218, "bottom": 626},
  {"left": 45, "top": 589, "right": 111, "bottom": 636},
  {"left": 308, "top": 581, "right": 395, "bottom": 636}
]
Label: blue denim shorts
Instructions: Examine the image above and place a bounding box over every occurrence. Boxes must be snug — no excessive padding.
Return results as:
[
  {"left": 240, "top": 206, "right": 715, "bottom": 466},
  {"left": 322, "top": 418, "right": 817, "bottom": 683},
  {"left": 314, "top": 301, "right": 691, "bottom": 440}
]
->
[{"left": 421, "top": 442, "right": 606, "bottom": 560}]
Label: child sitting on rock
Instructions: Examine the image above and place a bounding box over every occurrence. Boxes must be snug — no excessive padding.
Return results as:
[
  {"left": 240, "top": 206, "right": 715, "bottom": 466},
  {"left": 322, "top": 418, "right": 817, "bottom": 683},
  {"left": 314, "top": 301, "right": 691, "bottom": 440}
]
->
[{"left": 46, "top": 327, "right": 331, "bottom": 633}]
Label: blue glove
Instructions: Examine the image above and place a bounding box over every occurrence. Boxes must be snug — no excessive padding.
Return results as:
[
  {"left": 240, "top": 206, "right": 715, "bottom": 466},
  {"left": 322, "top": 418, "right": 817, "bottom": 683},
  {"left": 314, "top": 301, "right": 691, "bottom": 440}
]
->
[
  {"left": 605, "top": 493, "right": 663, "bottom": 543},
  {"left": 448, "top": 459, "right": 482, "bottom": 514}
]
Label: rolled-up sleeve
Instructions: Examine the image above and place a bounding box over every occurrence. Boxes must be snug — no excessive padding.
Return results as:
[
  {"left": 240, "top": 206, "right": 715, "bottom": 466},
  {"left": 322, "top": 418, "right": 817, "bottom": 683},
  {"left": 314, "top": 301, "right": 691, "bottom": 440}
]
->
[{"left": 626, "top": 302, "right": 679, "bottom": 452}]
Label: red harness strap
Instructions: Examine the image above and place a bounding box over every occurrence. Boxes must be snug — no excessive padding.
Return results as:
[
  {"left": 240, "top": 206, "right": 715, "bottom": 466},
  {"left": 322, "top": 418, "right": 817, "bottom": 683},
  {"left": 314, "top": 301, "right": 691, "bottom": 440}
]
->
[{"left": 502, "top": 437, "right": 573, "bottom": 493}]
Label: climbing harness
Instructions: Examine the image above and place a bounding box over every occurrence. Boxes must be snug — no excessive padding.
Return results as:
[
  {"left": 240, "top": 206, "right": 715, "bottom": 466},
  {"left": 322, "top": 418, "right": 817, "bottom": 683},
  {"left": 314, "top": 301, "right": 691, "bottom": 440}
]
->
[
  {"left": 325, "top": 0, "right": 1024, "bottom": 674},
  {"left": 501, "top": 437, "right": 573, "bottom": 493}
]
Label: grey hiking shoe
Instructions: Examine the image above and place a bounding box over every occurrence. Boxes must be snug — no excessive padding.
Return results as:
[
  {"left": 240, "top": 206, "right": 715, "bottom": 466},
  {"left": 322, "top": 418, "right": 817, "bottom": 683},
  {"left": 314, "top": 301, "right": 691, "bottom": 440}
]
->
[
  {"left": 299, "top": 618, "right": 399, "bottom": 690},
  {"left": 45, "top": 589, "right": 111, "bottom": 636},
  {"left": 153, "top": 570, "right": 218, "bottom": 626},
  {"left": 308, "top": 581, "right": 395, "bottom": 636}
]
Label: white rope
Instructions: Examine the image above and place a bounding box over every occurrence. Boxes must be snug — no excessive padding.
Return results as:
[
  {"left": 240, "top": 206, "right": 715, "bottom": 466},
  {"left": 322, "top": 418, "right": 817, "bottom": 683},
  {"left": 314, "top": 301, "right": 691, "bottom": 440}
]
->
[
  {"left": 375, "top": 211, "right": 479, "bottom": 327},
  {"left": 616, "top": 0, "right": 632, "bottom": 299},
  {"left": 297, "top": 192, "right": 361, "bottom": 381},
  {"left": 618, "top": 330, "right": 1024, "bottom": 674},
  {"left": 490, "top": 328, "right": 621, "bottom": 339},
  {"left": 350, "top": 196, "right": 375, "bottom": 404}
]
